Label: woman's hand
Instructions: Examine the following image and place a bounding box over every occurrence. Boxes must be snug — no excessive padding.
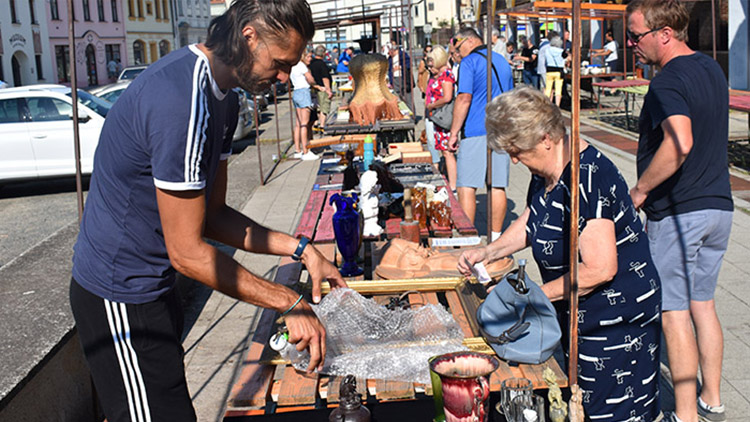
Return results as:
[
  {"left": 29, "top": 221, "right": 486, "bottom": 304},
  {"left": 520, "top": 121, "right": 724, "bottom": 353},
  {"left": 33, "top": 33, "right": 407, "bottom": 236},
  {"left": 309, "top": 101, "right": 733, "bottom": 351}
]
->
[{"left": 457, "top": 247, "right": 489, "bottom": 277}]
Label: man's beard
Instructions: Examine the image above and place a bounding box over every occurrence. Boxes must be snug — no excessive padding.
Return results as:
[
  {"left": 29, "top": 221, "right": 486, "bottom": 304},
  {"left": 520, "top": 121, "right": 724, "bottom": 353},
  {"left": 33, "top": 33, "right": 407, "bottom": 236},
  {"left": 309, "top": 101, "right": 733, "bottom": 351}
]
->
[{"left": 235, "top": 49, "right": 272, "bottom": 94}]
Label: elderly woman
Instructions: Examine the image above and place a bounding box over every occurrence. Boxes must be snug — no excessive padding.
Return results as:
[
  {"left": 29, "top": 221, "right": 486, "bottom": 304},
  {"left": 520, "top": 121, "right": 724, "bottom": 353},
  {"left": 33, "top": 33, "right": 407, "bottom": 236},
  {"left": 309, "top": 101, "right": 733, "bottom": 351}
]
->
[
  {"left": 544, "top": 35, "right": 568, "bottom": 107},
  {"left": 458, "top": 87, "right": 661, "bottom": 422}
]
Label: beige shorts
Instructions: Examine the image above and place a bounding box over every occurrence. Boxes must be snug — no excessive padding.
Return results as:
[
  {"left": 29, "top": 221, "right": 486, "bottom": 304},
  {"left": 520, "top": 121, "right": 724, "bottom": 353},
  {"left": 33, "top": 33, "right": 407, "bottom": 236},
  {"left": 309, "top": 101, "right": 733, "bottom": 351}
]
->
[{"left": 316, "top": 90, "right": 331, "bottom": 115}]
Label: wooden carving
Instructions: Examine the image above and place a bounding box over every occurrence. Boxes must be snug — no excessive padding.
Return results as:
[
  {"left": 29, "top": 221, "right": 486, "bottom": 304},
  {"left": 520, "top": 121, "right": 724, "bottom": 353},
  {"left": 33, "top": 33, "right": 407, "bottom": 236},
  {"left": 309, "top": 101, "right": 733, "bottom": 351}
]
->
[{"left": 348, "top": 54, "right": 403, "bottom": 125}]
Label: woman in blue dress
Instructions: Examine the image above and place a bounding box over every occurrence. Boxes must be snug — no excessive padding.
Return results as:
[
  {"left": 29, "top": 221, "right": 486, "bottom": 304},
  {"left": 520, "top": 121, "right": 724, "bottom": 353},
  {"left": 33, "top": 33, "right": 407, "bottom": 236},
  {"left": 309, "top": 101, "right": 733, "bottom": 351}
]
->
[{"left": 458, "top": 87, "right": 661, "bottom": 421}]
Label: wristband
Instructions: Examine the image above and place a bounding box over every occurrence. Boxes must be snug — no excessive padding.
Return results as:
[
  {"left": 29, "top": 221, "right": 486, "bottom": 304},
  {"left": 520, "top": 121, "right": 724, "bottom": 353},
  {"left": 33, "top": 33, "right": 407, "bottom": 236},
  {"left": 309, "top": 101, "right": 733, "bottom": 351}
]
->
[
  {"left": 281, "top": 294, "right": 304, "bottom": 316},
  {"left": 291, "top": 237, "right": 310, "bottom": 261}
]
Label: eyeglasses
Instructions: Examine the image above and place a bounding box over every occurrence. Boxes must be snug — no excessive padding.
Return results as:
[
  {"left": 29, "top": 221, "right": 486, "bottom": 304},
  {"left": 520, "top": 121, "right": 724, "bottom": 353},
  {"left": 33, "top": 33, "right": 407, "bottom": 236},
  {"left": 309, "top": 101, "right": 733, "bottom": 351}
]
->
[{"left": 626, "top": 26, "right": 664, "bottom": 45}]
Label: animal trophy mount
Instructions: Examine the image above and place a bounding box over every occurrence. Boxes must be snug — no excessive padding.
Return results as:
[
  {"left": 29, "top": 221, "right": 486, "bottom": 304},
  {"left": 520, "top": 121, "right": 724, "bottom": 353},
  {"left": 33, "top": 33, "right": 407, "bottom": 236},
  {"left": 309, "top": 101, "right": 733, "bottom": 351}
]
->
[{"left": 348, "top": 54, "right": 403, "bottom": 125}]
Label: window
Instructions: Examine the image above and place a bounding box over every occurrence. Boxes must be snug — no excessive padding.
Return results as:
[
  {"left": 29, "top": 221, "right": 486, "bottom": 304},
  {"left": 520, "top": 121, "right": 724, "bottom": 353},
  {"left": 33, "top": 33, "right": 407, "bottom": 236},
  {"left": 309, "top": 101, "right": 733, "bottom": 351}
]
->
[
  {"left": 29, "top": 0, "right": 37, "bottom": 23},
  {"left": 146, "top": 2, "right": 152, "bottom": 15},
  {"left": 35, "top": 55, "right": 43, "bottom": 80},
  {"left": 28, "top": 97, "right": 71, "bottom": 122},
  {"left": 428, "top": 2, "right": 434, "bottom": 11},
  {"left": 97, "top": 0, "right": 105, "bottom": 20},
  {"left": 159, "top": 40, "right": 170, "bottom": 57},
  {"left": 137, "top": 0, "right": 143, "bottom": 17},
  {"left": 0, "top": 99, "right": 24, "bottom": 124},
  {"left": 161, "top": 0, "right": 168, "bottom": 20},
  {"left": 133, "top": 40, "right": 145, "bottom": 64},
  {"left": 83, "top": 0, "right": 91, "bottom": 20},
  {"left": 50, "top": 0, "right": 60, "bottom": 19},
  {"left": 105, "top": 44, "right": 121, "bottom": 64},
  {"left": 10, "top": 0, "right": 18, "bottom": 23},
  {"left": 55, "top": 45, "right": 70, "bottom": 83},
  {"left": 111, "top": 0, "right": 118, "bottom": 21},
  {"left": 177, "top": 0, "right": 183, "bottom": 16},
  {"left": 128, "top": 0, "right": 134, "bottom": 17},
  {"left": 155, "top": 0, "right": 161, "bottom": 18},
  {"left": 0, "top": 58, "right": 4, "bottom": 83}
]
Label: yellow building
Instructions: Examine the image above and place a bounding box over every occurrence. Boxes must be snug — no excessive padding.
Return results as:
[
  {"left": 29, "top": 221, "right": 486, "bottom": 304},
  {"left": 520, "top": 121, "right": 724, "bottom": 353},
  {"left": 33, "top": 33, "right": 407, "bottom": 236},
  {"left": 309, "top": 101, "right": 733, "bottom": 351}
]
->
[{"left": 123, "top": 0, "right": 173, "bottom": 66}]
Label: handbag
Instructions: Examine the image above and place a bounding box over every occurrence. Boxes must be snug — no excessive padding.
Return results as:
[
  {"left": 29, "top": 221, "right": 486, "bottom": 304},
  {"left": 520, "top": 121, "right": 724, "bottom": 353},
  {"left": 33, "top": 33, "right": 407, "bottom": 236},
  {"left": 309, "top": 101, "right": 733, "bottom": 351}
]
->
[
  {"left": 476, "top": 266, "right": 561, "bottom": 365},
  {"left": 428, "top": 101, "right": 454, "bottom": 130}
]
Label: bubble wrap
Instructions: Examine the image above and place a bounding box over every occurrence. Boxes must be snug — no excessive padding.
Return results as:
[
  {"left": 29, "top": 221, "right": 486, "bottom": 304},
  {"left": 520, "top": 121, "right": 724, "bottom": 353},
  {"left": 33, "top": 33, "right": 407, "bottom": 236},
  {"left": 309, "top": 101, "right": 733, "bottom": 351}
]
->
[{"left": 292, "top": 288, "right": 467, "bottom": 384}]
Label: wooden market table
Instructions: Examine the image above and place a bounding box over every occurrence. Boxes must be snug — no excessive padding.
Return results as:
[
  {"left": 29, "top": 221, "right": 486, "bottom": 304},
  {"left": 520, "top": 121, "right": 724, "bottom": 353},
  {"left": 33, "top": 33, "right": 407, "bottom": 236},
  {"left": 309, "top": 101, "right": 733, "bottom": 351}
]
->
[
  {"left": 592, "top": 78, "right": 650, "bottom": 131},
  {"left": 729, "top": 89, "right": 750, "bottom": 139},
  {"left": 223, "top": 160, "right": 568, "bottom": 420}
]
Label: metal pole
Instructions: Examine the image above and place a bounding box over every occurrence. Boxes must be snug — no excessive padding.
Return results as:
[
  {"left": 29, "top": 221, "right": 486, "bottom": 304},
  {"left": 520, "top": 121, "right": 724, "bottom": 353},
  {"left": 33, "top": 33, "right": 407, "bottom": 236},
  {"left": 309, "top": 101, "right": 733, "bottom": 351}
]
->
[
  {"left": 568, "top": 0, "right": 582, "bottom": 386},
  {"left": 253, "top": 96, "right": 264, "bottom": 185},
  {"left": 486, "top": 0, "right": 495, "bottom": 237},
  {"left": 288, "top": 81, "right": 295, "bottom": 151},
  {"left": 711, "top": 0, "right": 717, "bottom": 60},
  {"left": 68, "top": 0, "right": 84, "bottom": 222},
  {"left": 408, "top": 0, "right": 416, "bottom": 115},
  {"left": 273, "top": 84, "right": 281, "bottom": 160}
]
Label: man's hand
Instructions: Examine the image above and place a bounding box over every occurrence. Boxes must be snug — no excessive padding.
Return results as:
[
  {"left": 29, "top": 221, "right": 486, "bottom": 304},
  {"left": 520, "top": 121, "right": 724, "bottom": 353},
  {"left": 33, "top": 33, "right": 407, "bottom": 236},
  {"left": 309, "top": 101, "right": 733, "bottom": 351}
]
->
[
  {"left": 448, "top": 133, "right": 459, "bottom": 152},
  {"left": 457, "top": 247, "right": 489, "bottom": 277},
  {"left": 326, "top": 88, "right": 333, "bottom": 99},
  {"left": 630, "top": 185, "right": 648, "bottom": 211},
  {"left": 284, "top": 300, "right": 327, "bottom": 372},
  {"left": 302, "top": 245, "right": 347, "bottom": 303}
]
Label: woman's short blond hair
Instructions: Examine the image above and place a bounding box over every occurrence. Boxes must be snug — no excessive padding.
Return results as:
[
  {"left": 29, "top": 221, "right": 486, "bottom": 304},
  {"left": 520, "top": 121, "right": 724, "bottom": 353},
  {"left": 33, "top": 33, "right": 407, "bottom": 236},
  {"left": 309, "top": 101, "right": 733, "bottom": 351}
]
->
[
  {"left": 428, "top": 47, "right": 449, "bottom": 69},
  {"left": 485, "top": 86, "right": 566, "bottom": 154}
]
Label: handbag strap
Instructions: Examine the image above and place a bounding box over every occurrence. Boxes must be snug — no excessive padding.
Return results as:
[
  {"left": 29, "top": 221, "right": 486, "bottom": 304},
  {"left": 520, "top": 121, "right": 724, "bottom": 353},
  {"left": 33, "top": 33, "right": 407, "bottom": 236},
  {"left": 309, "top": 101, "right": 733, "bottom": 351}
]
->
[
  {"left": 476, "top": 306, "right": 530, "bottom": 345},
  {"left": 473, "top": 50, "right": 503, "bottom": 93}
]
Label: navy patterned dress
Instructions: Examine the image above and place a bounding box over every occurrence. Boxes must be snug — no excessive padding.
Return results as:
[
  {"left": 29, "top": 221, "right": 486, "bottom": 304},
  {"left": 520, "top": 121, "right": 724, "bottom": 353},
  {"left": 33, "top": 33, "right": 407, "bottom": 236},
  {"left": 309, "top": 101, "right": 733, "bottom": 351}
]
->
[{"left": 525, "top": 146, "right": 661, "bottom": 421}]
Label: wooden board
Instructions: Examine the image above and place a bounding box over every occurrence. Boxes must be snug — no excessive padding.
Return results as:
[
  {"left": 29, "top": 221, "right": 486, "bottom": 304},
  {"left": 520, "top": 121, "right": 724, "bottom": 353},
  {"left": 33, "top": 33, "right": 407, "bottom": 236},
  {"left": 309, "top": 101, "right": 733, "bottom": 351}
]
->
[
  {"left": 445, "top": 183, "right": 478, "bottom": 236},
  {"left": 276, "top": 366, "right": 320, "bottom": 406},
  {"left": 312, "top": 190, "right": 340, "bottom": 244},
  {"left": 294, "top": 190, "right": 327, "bottom": 239}
]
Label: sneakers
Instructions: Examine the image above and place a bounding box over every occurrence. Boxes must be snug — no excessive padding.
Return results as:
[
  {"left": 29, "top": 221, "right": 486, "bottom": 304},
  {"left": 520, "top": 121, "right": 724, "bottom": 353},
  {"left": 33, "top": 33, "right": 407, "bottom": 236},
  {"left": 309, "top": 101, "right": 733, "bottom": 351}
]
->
[
  {"left": 698, "top": 397, "right": 726, "bottom": 422},
  {"left": 292, "top": 151, "right": 303, "bottom": 159},
  {"left": 300, "top": 151, "right": 319, "bottom": 161}
]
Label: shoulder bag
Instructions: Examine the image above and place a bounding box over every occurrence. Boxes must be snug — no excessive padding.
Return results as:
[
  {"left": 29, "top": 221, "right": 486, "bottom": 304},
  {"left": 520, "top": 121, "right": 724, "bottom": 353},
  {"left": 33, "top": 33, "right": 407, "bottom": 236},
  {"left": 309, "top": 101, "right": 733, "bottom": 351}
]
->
[{"left": 476, "top": 266, "right": 562, "bottom": 364}]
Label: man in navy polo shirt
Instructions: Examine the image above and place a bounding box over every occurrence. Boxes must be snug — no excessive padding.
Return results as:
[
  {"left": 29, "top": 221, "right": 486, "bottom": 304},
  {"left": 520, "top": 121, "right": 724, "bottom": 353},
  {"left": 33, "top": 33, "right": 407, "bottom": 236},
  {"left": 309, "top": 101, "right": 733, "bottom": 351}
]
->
[
  {"left": 69, "top": 1, "right": 346, "bottom": 421},
  {"left": 628, "top": 1, "right": 732, "bottom": 421},
  {"left": 448, "top": 27, "right": 514, "bottom": 241}
]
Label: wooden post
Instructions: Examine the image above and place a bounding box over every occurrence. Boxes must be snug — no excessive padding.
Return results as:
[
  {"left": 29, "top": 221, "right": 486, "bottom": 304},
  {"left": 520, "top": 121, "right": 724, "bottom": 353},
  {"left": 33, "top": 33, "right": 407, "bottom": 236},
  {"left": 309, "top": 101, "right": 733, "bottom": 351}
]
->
[
  {"left": 253, "top": 96, "right": 264, "bottom": 185},
  {"left": 274, "top": 84, "right": 281, "bottom": 160},
  {"left": 68, "top": 0, "right": 84, "bottom": 222},
  {"left": 486, "top": 0, "right": 496, "bottom": 238},
  {"left": 568, "top": 0, "right": 582, "bottom": 386}
]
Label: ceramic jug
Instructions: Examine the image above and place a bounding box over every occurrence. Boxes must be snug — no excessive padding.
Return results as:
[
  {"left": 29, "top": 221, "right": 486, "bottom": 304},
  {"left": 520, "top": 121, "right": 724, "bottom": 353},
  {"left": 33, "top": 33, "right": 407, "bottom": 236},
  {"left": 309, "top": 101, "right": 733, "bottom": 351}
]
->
[{"left": 429, "top": 351, "right": 499, "bottom": 422}]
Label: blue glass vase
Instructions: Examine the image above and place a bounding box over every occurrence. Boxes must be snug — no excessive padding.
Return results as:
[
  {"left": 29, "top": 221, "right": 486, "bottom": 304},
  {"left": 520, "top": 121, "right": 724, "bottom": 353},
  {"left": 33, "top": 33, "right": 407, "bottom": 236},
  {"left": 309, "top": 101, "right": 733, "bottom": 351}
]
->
[{"left": 330, "top": 193, "right": 363, "bottom": 277}]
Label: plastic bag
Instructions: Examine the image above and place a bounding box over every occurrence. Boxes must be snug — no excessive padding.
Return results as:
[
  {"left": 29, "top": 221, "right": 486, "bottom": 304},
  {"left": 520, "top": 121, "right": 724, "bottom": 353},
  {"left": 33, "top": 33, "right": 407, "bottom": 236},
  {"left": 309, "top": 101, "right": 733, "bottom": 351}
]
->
[{"left": 291, "top": 288, "right": 467, "bottom": 384}]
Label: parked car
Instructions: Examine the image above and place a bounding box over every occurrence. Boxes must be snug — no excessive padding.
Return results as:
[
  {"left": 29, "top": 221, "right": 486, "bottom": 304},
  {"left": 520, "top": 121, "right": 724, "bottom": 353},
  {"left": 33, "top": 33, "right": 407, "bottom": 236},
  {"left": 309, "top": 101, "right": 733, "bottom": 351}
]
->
[
  {"left": 0, "top": 85, "right": 109, "bottom": 183},
  {"left": 233, "top": 88, "right": 256, "bottom": 141},
  {"left": 117, "top": 65, "right": 148, "bottom": 82},
  {"left": 88, "top": 80, "right": 131, "bottom": 104}
]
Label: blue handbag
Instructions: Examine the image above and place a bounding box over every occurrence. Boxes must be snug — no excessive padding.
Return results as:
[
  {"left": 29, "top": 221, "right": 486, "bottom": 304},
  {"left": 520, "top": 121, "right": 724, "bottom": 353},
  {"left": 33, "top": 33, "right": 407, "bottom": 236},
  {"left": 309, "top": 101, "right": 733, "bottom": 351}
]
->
[{"left": 476, "top": 262, "right": 562, "bottom": 365}]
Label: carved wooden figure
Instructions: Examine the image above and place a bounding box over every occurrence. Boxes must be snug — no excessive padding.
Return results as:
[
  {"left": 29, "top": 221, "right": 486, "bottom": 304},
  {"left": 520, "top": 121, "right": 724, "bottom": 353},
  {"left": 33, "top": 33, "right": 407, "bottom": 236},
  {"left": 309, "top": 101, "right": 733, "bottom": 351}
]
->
[{"left": 348, "top": 54, "right": 403, "bottom": 125}]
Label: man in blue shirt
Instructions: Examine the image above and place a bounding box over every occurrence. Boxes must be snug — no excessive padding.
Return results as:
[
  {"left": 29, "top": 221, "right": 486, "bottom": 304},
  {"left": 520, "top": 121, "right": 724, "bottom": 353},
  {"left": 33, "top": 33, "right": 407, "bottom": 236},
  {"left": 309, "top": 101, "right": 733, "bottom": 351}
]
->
[
  {"left": 70, "top": 1, "right": 346, "bottom": 421},
  {"left": 448, "top": 27, "right": 514, "bottom": 241},
  {"left": 336, "top": 47, "right": 353, "bottom": 73},
  {"left": 628, "top": 1, "right": 732, "bottom": 421}
]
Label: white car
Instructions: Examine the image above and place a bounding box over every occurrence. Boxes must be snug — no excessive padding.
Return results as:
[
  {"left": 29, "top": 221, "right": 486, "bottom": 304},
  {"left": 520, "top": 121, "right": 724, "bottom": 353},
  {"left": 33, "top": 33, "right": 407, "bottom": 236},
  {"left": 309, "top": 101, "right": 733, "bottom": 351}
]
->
[
  {"left": 89, "top": 80, "right": 131, "bottom": 104},
  {"left": 0, "top": 85, "right": 110, "bottom": 183},
  {"left": 117, "top": 65, "right": 148, "bottom": 82}
]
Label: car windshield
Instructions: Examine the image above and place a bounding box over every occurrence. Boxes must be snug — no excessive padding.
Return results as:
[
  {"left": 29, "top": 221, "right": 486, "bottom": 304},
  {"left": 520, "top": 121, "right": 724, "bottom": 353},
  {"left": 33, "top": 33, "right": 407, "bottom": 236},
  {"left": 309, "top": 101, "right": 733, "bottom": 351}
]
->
[
  {"left": 119, "top": 68, "right": 144, "bottom": 80},
  {"left": 67, "top": 90, "right": 112, "bottom": 117}
]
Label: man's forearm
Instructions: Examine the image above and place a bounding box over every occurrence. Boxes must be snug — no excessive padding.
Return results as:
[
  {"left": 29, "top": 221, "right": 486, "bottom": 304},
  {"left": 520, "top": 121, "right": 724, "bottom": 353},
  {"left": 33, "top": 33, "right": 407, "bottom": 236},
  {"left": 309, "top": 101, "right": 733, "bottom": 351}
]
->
[
  {"left": 635, "top": 116, "right": 692, "bottom": 195},
  {"left": 450, "top": 94, "right": 472, "bottom": 135},
  {"left": 205, "top": 205, "right": 298, "bottom": 257}
]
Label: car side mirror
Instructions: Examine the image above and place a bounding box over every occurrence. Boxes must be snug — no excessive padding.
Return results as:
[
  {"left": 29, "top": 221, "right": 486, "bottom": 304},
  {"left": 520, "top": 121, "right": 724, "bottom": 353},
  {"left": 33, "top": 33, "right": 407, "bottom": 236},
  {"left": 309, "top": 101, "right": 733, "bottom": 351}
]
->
[{"left": 71, "top": 109, "right": 91, "bottom": 123}]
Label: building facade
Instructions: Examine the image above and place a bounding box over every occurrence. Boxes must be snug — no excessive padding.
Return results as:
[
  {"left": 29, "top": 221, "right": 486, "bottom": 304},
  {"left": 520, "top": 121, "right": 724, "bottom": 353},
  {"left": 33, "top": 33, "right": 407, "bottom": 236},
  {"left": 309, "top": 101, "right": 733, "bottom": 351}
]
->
[
  {"left": 172, "top": 0, "right": 211, "bottom": 49},
  {"left": 47, "top": 0, "right": 127, "bottom": 88},
  {"left": 1, "top": 0, "right": 54, "bottom": 87},
  {"left": 123, "top": 0, "right": 173, "bottom": 66}
]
